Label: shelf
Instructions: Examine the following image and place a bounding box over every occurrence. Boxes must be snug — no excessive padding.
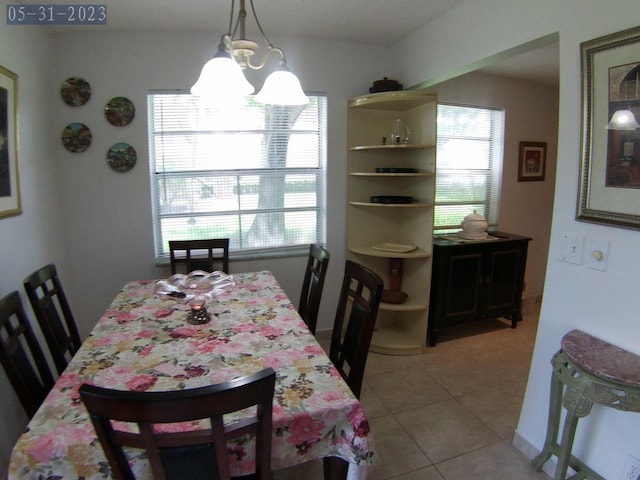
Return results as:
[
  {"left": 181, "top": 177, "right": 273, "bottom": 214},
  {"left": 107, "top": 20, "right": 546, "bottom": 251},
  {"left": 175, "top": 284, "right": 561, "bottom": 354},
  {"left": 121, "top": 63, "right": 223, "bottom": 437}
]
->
[
  {"left": 349, "top": 172, "right": 435, "bottom": 178},
  {"left": 379, "top": 301, "right": 427, "bottom": 312},
  {"left": 370, "top": 329, "right": 426, "bottom": 356},
  {"left": 350, "top": 144, "right": 435, "bottom": 151},
  {"left": 347, "top": 89, "right": 436, "bottom": 356},
  {"left": 349, "top": 201, "right": 433, "bottom": 208},
  {"left": 348, "top": 90, "right": 437, "bottom": 111},
  {"left": 349, "top": 245, "right": 431, "bottom": 259}
]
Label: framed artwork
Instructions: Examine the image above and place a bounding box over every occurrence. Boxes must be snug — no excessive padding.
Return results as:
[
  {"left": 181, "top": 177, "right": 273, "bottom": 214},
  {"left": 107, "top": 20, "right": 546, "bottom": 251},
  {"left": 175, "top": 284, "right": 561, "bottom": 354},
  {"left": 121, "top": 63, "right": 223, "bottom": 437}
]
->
[
  {"left": 518, "top": 141, "right": 546, "bottom": 182},
  {"left": 578, "top": 26, "right": 640, "bottom": 229},
  {"left": 0, "top": 65, "right": 21, "bottom": 218}
]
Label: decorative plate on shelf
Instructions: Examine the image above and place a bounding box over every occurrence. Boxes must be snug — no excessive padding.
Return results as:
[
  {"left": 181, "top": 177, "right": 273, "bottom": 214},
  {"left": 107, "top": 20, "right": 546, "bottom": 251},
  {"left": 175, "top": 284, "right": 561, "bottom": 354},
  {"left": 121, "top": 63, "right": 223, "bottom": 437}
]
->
[
  {"left": 106, "top": 143, "right": 137, "bottom": 172},
  {"left": 104, "top": 96, "right": 135, "bottom": 126},
  {"left": 61, "top": 77, "right": 91, "bottom": 106},
  {"left": 61, "top": 122, "right": 92, "bottom": 152},
  {"left": 371, "top": 242, "right": 417, "bottom": 253}
]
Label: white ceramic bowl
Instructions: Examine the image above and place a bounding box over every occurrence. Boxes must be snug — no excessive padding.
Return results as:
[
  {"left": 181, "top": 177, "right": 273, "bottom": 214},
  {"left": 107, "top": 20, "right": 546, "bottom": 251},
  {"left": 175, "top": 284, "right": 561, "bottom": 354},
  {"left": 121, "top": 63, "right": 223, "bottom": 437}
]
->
[{"left": 460, "top": 210, "right": 488, "bottom": 239}]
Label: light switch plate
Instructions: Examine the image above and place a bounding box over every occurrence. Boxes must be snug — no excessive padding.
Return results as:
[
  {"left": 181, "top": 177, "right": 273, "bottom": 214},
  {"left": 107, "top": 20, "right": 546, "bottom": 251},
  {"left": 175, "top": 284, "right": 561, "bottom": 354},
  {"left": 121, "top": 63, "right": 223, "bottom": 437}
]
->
[
  {"left": 621, "top": 454, "right": 640, "bottom": 480},
  {"left": 559, "top": 233, "right": 584, "bottom": 265}
]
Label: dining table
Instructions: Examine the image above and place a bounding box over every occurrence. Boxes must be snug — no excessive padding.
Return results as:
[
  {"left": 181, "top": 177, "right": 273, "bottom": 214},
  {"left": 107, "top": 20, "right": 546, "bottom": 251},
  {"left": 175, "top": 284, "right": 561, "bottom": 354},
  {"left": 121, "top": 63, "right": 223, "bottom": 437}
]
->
[{"left": 8, "top": 270, "right": 377, "bottom": 480}]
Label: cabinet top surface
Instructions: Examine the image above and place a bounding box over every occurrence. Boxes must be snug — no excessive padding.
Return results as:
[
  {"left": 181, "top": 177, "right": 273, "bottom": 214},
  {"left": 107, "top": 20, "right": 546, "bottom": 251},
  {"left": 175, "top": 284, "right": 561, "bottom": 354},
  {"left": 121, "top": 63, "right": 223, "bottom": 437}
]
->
[
  {"left": 433, "top": 232, "right": 532, "bottom": 247},
  {"left": 349, "top": 90, "right": 437, "bottom": 110}
]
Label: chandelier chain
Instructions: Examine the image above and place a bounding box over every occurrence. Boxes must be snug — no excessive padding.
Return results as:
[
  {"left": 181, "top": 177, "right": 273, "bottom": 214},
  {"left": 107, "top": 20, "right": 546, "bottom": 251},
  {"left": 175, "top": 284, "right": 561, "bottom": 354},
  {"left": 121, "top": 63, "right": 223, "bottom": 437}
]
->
[
  {"left": 227, "top": 0, "right": 235, "bottom": 36},
  {"left": 247, "top": 0, "right": 273, "bottom": 48}
]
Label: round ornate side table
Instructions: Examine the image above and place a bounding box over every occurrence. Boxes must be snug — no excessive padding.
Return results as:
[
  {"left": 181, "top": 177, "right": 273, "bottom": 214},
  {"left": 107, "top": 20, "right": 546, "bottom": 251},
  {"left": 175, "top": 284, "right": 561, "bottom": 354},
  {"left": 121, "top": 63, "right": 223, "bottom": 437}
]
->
[{"left": 532, "top": 329, "right": 640, "bottom": 480}]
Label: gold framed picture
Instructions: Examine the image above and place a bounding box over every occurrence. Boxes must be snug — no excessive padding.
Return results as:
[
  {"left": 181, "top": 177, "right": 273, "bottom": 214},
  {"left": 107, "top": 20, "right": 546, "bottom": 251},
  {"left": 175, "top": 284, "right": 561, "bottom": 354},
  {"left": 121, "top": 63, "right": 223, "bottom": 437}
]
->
[{"left": 0, "top": 64, "right": 21, "bottom": 218}]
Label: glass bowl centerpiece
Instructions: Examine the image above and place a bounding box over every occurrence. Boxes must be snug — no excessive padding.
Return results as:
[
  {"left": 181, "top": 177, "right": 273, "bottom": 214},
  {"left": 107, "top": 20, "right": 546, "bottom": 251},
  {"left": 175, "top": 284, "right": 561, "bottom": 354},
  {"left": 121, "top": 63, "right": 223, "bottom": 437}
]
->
[{"left": 154, "top": 271, "right": 234, "bottom": 324}]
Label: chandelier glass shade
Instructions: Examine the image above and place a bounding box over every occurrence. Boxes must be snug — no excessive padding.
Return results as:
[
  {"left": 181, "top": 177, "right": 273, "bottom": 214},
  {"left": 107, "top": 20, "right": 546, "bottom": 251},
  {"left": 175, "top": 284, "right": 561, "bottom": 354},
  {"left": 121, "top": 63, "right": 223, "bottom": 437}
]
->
[
  {"left": 190, "top": 43, "right": 254, "bottom": 100},
  {"left": 190, "top": 0, "right": 308, "bottom": 106}
]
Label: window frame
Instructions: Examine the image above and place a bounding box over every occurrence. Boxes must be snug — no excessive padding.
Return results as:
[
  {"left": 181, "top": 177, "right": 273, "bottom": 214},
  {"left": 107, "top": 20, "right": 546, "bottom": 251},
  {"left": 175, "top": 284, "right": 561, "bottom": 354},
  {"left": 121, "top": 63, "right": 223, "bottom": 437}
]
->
[
  {"left": 435, "top": 102, "right": 505, "bottom": 233},
  {"left": 147, "top": 91, "right": 328, "bottom": 261}
]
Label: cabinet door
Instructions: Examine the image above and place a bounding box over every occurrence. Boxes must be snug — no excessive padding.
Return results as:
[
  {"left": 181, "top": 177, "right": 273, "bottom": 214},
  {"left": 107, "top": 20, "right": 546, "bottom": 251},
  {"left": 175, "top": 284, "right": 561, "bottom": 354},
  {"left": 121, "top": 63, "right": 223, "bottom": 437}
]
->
[
  {"left": 483, "top": 247, "right": 524, "bottom": 318},
  {"left": 438, "top": 252, "right": 483, "bottom": 326}
]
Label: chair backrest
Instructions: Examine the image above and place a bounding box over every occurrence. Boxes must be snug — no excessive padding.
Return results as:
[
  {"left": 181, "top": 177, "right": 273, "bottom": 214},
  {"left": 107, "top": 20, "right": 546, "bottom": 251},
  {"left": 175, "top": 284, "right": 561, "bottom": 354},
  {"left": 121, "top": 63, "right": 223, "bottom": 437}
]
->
[
  {"left": 80, "top": 367, "right": 276, "bottom": 480},
  {"left": 169, "top": 239, "right": 230, "bottom": 275},
  {"left": 329, "top": 260, "right": 383, "bottom": 399},
  {"left": 24, "top": 263, "right": 81, "bottom": 375},
  {"left": 0, "top": 291, "right": 55, "bottom": 418},
  {"left": 298, "top": 244, "right": 330, "bottom": 335}
]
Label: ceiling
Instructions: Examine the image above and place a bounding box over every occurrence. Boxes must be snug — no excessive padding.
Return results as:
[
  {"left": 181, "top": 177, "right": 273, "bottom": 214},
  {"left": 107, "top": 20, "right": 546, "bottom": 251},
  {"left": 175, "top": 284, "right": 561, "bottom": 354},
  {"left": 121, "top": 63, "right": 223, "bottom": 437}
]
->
[{"left": 35, "top": 0, "right": 559, "bottom": 86}]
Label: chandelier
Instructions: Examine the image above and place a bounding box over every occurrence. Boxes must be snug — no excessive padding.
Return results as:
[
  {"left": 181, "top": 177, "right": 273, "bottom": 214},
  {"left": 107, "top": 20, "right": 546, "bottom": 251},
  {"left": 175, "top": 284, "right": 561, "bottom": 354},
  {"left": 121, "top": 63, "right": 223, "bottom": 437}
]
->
[{"left": 191, "top": 0, "right": 309, "bottom": 106}]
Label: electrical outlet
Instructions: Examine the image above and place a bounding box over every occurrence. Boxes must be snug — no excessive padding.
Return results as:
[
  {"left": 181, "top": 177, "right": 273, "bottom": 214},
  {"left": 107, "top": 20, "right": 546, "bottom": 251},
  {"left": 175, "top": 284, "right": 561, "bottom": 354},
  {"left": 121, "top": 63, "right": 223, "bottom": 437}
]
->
[{"left": 621, "top": 454, "right": 640, "bottom": 480}]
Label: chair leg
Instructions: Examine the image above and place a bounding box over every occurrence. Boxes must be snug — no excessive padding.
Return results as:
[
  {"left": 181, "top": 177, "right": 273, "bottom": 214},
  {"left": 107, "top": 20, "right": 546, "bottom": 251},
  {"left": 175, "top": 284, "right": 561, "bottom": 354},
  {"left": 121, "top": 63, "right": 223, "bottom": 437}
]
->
[{"left": 323, "top": 457, "right": 348, "bottom": 480}]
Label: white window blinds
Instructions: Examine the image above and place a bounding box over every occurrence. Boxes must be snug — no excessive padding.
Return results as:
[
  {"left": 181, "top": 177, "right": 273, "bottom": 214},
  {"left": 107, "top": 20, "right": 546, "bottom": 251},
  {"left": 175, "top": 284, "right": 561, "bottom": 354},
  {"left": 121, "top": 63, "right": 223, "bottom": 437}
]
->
[
  {"left": 435, "top": 103, "right": 505, "bottom": 232},
  {"left": 148, "top": 92, "right": 327, "bottom": 259}
]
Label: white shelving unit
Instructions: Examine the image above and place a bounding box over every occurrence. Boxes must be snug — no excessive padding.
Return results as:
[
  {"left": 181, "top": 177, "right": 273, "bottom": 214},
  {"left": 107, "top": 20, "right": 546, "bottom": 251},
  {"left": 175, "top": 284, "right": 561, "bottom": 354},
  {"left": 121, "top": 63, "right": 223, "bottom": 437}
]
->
[{"left": 347, "top": 90, "right": 437, "bottom": 355}]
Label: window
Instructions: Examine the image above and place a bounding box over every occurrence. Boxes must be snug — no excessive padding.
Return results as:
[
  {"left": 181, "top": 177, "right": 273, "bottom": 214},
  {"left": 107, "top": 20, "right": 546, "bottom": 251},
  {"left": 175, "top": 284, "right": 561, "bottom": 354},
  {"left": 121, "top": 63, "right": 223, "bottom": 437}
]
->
[
  {"left": 435, "top": 103, "right": 505, "bottom": 233},
  {"left": 148, "top": 92, "right": 327, "bottom": 260}
]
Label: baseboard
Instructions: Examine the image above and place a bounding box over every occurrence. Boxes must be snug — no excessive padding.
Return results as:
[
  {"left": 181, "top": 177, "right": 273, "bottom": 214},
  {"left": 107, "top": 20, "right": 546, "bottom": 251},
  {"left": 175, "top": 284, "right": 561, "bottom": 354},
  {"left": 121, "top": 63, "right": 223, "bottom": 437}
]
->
[
  {"left": 315, "top": 329, "right": 331, "bottom": 343},
  {"left": 512, "top": 430, "right": 555, "bottom": 478},
  {"left": 521, "top": 294, "right": 542, "bottom": 315}
]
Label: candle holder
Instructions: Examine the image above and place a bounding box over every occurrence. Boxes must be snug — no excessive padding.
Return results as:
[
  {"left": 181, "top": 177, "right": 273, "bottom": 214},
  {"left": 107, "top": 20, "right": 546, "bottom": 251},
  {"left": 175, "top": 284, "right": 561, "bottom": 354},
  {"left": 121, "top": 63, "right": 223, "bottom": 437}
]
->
[
  {"left": 154, "top": 270, "right": 235, "bottom": 325},
  {"left": 186, "top": 298, "right": 210, "bottom": 325}
]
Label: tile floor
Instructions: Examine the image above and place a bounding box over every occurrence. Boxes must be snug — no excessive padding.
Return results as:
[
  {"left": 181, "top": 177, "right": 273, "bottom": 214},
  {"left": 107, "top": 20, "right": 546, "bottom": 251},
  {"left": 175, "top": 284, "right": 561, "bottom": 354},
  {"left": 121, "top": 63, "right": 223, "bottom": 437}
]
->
[{"left": 275, "top": 302, "right": 550, "bottom": 480}]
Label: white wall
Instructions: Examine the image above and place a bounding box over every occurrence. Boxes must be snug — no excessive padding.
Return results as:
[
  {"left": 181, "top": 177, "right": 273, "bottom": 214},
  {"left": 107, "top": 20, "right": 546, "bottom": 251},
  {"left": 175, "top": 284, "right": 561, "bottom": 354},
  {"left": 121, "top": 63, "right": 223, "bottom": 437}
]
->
[
  {"left": 432, "top": 71, "right": 559, "bottom": 300},
  {"left": 398, "top": 1, "right": 640, "bottom": 478}
]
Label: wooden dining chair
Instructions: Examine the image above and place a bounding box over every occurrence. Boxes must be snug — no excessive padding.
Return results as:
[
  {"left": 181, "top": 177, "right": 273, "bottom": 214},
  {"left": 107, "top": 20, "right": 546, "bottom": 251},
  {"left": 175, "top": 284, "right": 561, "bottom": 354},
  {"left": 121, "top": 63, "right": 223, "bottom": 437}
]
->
[
  {"left": 0, "top": 291, "right": 55, "bottom": 418},
  {"left": 298, "top": 244, "right": 330, "bottom": 335},
  {"left": 169, "top": 238, "right": 230, "bottom": 274},
  {"left": 329, "top": 260, "right": 384, "bottom": 399},
  {"left": 23, "top": 263, "right": 82, "bottom": 375},
  {"left": 79, "top": 367, "right": 276, "bottom": 480}
]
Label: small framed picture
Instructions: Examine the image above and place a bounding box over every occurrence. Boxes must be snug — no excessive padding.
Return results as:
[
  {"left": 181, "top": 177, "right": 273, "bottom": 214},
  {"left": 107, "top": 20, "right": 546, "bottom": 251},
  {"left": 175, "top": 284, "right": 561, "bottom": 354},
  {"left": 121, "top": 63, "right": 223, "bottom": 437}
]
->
[{"left": 518, "top": 141, "right": 546, "bottom": 182}]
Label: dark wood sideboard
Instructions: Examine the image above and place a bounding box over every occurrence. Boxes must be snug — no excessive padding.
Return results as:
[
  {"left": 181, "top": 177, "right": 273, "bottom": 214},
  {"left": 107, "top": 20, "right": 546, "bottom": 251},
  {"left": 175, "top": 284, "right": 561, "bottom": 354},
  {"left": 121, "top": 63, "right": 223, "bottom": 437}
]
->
[{"left": 427, "top": 232, "right": 531, "bottom": 346}]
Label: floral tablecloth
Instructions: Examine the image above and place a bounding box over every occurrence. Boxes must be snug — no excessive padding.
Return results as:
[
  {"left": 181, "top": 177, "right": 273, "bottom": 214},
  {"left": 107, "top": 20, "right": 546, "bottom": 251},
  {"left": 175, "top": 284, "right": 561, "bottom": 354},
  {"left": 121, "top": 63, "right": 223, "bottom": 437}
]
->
[{"left": 9, "top": 271, "right": 376, "bottom": 479}]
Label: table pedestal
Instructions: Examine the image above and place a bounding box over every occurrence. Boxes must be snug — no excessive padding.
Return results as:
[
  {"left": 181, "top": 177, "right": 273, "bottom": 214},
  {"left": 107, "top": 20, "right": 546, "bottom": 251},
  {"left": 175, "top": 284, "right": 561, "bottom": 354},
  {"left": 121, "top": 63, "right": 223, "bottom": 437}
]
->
[{"left": 532, "top": 330, "right": 640, "bottom": 480}]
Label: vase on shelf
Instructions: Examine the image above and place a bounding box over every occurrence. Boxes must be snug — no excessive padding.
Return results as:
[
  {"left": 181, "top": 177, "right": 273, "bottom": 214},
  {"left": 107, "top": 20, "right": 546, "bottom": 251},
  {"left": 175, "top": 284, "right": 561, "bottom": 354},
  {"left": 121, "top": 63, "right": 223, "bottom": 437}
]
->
[
  {"left": 390, "top": 118, "right": 412, "bottom": 145},
  {"left": 381, "top": 257, "right": 408, "bottom": 304}
]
